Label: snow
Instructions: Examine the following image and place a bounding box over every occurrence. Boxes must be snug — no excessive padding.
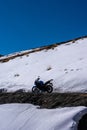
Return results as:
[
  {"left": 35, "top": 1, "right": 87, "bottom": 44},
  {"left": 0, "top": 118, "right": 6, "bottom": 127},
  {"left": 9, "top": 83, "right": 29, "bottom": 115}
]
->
[
  {"left": 0, "top": 37, "right": 87, "bottom": 130},
  {"left": 0, "top": 38, "right": 87, "bottom": 92},
  {"left": 0, "top": 104, "right": 86, "bottom": 130}
]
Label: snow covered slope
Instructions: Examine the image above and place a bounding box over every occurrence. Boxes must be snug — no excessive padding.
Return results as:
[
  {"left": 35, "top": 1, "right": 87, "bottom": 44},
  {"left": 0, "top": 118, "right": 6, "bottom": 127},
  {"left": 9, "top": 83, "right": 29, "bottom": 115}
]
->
[
  {"left": 0, "top": 37, "right": 87, "bottom": 92},
  {"left": 0, "top": 104, "right": 87, "bottom": 130}
]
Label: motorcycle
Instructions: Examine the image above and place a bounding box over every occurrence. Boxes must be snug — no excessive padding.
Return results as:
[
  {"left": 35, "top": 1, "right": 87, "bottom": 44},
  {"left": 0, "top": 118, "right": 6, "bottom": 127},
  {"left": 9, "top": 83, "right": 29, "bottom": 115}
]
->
[{"left": 32, "top": 79, "right": 53, "bottom": 93}]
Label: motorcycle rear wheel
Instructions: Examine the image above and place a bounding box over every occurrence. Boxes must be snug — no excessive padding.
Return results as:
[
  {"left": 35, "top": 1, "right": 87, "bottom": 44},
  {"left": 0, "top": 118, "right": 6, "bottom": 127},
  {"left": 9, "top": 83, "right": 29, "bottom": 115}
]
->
[{"left": 46, "top": 85, "right": 53, "bottom": 93}]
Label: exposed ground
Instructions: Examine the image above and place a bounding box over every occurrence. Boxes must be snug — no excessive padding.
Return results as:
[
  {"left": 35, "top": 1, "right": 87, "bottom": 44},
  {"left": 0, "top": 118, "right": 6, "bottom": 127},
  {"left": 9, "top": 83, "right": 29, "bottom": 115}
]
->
[
  {"left": 0, "top": 91, "right": 87, "bottom": 130},
  {"left": 0, "top": 91, "right": 87, "bottom": 108}
]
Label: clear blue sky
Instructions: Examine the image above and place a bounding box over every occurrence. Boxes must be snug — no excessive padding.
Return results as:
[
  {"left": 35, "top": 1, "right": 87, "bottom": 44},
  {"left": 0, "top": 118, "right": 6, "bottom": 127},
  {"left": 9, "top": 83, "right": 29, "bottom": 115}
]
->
[{"left": 0, "top": 0, "right": 87, "bottom": 55}]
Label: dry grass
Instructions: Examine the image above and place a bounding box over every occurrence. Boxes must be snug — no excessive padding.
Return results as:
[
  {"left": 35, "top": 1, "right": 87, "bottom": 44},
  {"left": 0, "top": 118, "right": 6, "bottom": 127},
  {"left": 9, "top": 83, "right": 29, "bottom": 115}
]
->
[{"left": 0, "top": 36, "right": 87, "bottom": 63}]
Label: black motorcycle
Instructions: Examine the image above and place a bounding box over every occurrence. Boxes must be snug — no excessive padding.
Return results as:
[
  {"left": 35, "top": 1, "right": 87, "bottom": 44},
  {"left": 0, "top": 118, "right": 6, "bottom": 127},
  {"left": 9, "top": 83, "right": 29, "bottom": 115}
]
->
[{"left": 32, "top": 79, "right": 53, "bottom": 93}]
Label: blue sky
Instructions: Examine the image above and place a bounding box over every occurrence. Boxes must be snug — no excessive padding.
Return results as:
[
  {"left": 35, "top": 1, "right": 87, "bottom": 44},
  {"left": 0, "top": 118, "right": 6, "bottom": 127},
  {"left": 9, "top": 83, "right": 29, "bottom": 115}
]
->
[{"left": 0, "top": 0, "right": 87, "bottom": 55}]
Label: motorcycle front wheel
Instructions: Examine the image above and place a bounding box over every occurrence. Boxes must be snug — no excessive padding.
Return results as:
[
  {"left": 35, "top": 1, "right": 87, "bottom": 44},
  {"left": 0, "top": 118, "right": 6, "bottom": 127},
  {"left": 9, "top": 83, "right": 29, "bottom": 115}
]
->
[{"left": 32, "top": 86, "right": 40, "bottom": 94}]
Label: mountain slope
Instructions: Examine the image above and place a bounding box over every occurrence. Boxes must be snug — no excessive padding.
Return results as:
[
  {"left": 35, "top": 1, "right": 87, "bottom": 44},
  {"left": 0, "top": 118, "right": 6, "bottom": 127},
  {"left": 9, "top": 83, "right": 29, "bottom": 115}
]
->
[
  {"left": 0, "top": 54, "right": 3, "bottom": 57},
  {"left": 0, "top": 37, "right": 87, "bottom": 130},
  {"left": 0, "top": 36, "right": 87, "bottom": 92}
]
